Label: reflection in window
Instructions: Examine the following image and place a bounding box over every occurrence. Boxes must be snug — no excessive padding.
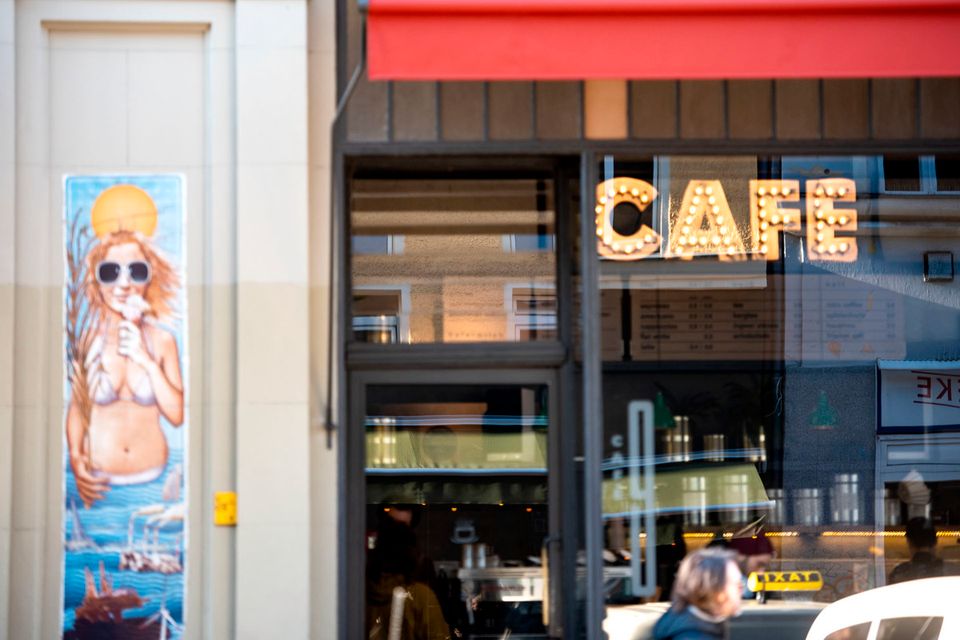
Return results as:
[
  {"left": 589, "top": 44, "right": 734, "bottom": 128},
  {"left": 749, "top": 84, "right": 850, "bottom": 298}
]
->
[
  {"left": 352, "top": 234, "right": 404, "bottom": 255},
  {"left": 364, "top": 385, "right": 550, "bottom": 638},
  {"left": 935, "top": 154, "right": 960, "bottom": 192},
  {"left": 882, "top": 155, "right": 922, "bottom": 192},
  {"left": 876, "top": 616, "right": 943, "bottom": 640},
  {"left": 353, "top": 289, "right": 405, "bottom": 343},
  {"left": 594, "top": 155, "right": 960, "bottom": 619},
  {"left": 507, "top": 285, "right": 557, "bottom": 341},
  {"left": 350, "top": 177, "right": 556, "bottom": 344},
  {"left": 825, "top": 622, "right": 870, "bottom": 640}
]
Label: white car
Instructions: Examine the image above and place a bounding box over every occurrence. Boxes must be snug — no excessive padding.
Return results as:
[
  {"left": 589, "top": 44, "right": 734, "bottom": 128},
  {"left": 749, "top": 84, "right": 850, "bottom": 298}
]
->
[{"left": 805, "top": 576, "right": 960, "bottom": 640}]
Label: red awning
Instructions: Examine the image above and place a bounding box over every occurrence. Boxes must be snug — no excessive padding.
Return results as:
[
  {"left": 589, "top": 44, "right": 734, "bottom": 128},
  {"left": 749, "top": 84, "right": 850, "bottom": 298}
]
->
[{"left": 366, "top": 0, "right": 960, "bottom": 80}]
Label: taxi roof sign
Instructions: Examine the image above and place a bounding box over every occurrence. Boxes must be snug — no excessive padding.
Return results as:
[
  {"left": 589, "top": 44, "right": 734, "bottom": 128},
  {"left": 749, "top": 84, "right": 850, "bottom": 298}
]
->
[{"left": 747, "top": 570, "right": 823, "bottom": 592}]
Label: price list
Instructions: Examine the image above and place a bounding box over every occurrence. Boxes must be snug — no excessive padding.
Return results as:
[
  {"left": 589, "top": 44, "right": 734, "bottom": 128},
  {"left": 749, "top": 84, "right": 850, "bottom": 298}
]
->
[
  {"left": 631, "top": 289, "right": 784, "bottom": 361},
  {"left": 600, "top": 274, "right": 905, "bottom": 363}
]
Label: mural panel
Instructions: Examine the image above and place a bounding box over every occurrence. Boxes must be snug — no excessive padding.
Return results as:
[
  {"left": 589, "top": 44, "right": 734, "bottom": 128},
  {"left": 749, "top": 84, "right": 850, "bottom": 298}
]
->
[{"left": 62, "top": 175, "right": 187, "bottom": 639}]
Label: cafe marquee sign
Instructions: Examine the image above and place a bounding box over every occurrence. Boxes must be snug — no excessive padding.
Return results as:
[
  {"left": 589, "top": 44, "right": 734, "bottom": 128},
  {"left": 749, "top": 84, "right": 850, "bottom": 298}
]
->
[{"left": 595, "top": 177, "right": 858, "bottom": 263}]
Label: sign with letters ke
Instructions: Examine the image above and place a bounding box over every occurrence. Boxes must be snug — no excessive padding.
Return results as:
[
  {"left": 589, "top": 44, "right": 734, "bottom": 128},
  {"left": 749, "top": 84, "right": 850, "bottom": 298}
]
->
[{"left": 878, "top": 360, "right": 960, "bottom": 433}]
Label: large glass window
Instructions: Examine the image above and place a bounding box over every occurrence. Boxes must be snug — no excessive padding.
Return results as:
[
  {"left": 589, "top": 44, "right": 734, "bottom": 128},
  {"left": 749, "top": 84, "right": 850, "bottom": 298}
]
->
[
  {"left": 350, "top": 177, "right": 557, "bottom": 344},
  {"left": 363, "top": 383, "right": 552, "bottom": 639},
  {"left": 591, "top": 155, "right": 960, "bottom": 630}
]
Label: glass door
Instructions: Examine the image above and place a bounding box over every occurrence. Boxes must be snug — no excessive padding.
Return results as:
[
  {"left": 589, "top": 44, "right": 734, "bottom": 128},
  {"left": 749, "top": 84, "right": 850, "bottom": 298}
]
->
[{"left": 353, "top": 371, "right": 561, "bottom": 640}]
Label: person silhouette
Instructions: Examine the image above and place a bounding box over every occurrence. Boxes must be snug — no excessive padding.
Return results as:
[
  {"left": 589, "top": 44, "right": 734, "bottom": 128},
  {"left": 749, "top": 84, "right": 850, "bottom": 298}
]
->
[
  {"left": 889, "top": 517, "right": 946, "bottom": 584},
  {"left": 366, "top": 510, "right": 450, "bottom": 640}
]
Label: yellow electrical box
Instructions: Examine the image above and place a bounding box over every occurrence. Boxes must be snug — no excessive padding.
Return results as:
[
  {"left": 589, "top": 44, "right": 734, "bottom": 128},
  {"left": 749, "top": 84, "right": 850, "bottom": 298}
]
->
[
  {"left": 214, "top": 491, "right": 237, "bottom": 526},
  {"left": 747, "top": 570, "right": 823, "bottom": 592}
]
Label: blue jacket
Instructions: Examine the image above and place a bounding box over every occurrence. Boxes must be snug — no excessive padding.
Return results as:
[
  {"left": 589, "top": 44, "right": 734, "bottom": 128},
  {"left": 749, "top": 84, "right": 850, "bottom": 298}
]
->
[{"left": 652, "top": 606, "right": 727, "bottom": 640}]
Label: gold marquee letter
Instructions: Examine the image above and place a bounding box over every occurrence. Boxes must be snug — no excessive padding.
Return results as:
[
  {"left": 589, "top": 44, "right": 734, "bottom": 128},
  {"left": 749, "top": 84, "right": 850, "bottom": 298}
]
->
[
  {"left": 595, "top": 177, "right": 660, "bottom": 260},
  {"left": 806, "top": 179, "right": 858, "bottom": 262},
  {"left": 667, "top": 180, "right": 747, "bottom": 261},
  {"left": 749, "top": 180, "right": 800, "bottom": 261}
]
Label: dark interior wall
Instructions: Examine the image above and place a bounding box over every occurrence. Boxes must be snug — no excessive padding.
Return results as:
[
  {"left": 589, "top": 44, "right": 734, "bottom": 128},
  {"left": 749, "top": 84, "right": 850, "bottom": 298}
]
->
[{"left": 341, "top": 2, "right": 960, "bottom": 146}]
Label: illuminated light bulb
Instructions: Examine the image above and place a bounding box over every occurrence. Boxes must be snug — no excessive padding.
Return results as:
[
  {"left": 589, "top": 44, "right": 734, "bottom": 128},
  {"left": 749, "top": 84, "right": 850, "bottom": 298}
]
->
[
  {"left": 827, "top": 216, "right": 836, "bottom": 225},
  {"left": 783, "top": 215, "right": 791, "bottom": 224},
  {"left": 771, "top": 214, "right": 781, "bottom": 224},
  {"left": 816, "top": 210, "right": 824, "bottom": 219},
  {"left": 640, "top": 193, "right": 649, "bottom": 203},
  {"left": 757, "top": 187, "right": 766, "bottom": 196},
  {"left": 839, "top": 216, "right": 848, "bottom": 225},
  {"left": 712, "top": 206, "right": 720, "bottom": 214},
  {"left": 595, "top": 205, "right": 603, "bottom": 214},
  {"left": 620, "top": 185, "right": 628, "bottom": 194},
  {"left": 817, "top": 244, "right": 825, "bottom": 253},
  {"left": 599, "top": 196, "right": 607, "bottom": 205},
  {"left": 695, "top": 186, "right": 704, "bottom": 196},
  {"left": 761, "top": 245, "right": 768, "bottom": 253},
  {"left": 724, "top": 236, "right": 732, "bottom": 245},
  {"left": 826, "top": 187, "right": 834, "bottom": 196},
  {"left": 705, "top": 186, "right": 714, "bottom": 195},
  {"left": 759, "top": 198, "right": 767, "bottom": 208},
  {"left": 612, "top": 242, "right": 620, "bottom": 250},
  {"left": 817, "top": 221, "right": 825, "bottom": 230},
  {"left": 676, "top": 246, "right": 684, "bottom": 254},
  {"left": 711, "top": 235, "right": 721, "bottom": 245},
  {"left": 596, "top": 228, "right": 603, "bottom": 237},
  {"left": 682, "top": 226, "right": 691, "bottom": 234},
  {"left": 828, "top": 244, "right": 838, "bottom": 254},
  {"left": 783, "top": 187, "right": 792, "bottom": 196},
  {"left": 717, "top": 215, "right": 725, "bottom": 224},
  {"left": 839, "top": 242, "right": 849, "bottom": 252},
  {"left": 708, "top": 196, "right": 716, "bottom": 205},
  {"left": 607, "top": 190, "right": 615, "bottom": 198},
  {"left": 760, "top": 221, "right": 769, "bottom": 230},
  {"left": 699, "top": 236, "right": 708, "bottom": 246},
  {"left": 816, "top": 233, "right": 824, "bottom": 242},
  {"left": 814, "top": 198, "right": 822, "bottom": 208},
  {"left": 838, "top": 187, "right": 847, "bottom": 197},
  {"left": 727, "top": 246, "right": 737, "bottom": 254},
  {"left": 678, "top": 237, "right": 687, "bottom": 246},
  {"left": 631, "top": 188, "right": 640, "bottom": 196},
  {"left": 720, "top": 226, "right": 728, "bottom": 234},
  {"left": 689, "top": 206, "right": 697, "bottom": 215},
  {"left": 693, "top": 196, "right": 701, "bottom": 205},
  {"left": 625, "top": 245, "right": 635, "bottom": 254},
  {"left": 644, "top": 234, "right": 653, "bottom": 244},
  {"left": 685, "top": 216, "right": 694, "bottom": 225},
  {"left": 758, "top": 210, "right": 766, "bottom": 219},
  {"left": 815, "top": 187, "right": 824, "bottom": 197},
  {"left": 771, "top": 186, "right": 779, "bottom": 196},
  {"left": 760, "top": 233, "right": 768, "bottom": 242}
]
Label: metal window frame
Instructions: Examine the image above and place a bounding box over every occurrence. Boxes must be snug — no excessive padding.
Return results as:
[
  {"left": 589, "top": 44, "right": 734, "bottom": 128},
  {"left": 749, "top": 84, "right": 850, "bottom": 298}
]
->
[
  {"left": 346, "top": 368, "right": 565, "bottom": 638},
  {"left": 337, "top": 154, "right": 583, "bottom": 639}
]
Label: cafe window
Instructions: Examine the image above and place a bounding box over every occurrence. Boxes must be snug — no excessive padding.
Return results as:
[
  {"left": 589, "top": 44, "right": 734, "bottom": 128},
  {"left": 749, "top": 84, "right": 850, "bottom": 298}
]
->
[
  {"left": 350, "top": 176, "right": 557, "bottom": 344},
  {"left": 590, "top": 154, "right": 960, "bottom": 624}
]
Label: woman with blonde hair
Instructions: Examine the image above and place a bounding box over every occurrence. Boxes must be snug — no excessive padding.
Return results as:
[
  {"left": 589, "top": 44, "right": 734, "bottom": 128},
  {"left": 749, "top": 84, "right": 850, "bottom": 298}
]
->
[
  {"left": 653, "top": 548, "right": 743, "bottom": 640},
  {"left": 66, "top": 227, "right": 184, "bottom": 507}
]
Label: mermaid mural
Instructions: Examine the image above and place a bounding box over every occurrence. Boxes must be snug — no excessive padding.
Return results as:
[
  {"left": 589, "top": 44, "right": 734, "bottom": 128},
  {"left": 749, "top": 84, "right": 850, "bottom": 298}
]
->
[{"left": 62, "top": 176, "right": 187, "bottom": 639}]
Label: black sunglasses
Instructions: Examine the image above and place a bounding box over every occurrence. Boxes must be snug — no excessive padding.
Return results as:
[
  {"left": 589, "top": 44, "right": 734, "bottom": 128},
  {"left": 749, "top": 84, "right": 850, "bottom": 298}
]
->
[{"left": 96, "top": 260, "right": 152, "bottom": 284}]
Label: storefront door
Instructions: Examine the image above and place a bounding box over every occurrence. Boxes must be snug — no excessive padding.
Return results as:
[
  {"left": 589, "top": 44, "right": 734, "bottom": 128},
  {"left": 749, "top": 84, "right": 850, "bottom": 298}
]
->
[{"left": 350, "top": 369, "right": 563, "bottom": 639}]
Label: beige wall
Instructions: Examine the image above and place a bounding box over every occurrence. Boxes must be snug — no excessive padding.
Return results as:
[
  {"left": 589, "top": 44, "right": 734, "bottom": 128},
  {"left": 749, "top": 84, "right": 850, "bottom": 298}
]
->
[{"left": 1, "top": 1, "right": 337, "bottom": 639}]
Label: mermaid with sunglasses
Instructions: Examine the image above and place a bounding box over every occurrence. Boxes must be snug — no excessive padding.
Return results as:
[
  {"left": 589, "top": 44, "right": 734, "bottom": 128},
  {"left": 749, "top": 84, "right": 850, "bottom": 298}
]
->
[{"left": 66, "top": 230, "right": 184, "bottom": 507}]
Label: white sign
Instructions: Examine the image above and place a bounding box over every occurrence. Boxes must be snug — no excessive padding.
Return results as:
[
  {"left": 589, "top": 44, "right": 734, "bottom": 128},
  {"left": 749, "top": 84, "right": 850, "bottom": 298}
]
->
[{"left": 878, "top": 360, "right": 960, "bottom": 432}]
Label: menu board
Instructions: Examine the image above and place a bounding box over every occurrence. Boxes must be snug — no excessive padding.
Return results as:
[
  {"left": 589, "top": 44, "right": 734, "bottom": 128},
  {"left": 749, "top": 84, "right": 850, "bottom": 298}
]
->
[
  {"left": 601, "top": 275, "right": 904, "bottom": 363},
  {"left": 601, "top": 288, "right": 785, "bottom": 361},
  {"left": 788, "top": 274, "right": 906, "bottom": 364}
]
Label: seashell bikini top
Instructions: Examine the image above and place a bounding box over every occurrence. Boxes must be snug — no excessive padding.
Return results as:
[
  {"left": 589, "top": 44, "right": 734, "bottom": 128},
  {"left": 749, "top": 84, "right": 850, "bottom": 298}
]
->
[{"left": 85, "top": 323, "right": 157, "bottom": 406}]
